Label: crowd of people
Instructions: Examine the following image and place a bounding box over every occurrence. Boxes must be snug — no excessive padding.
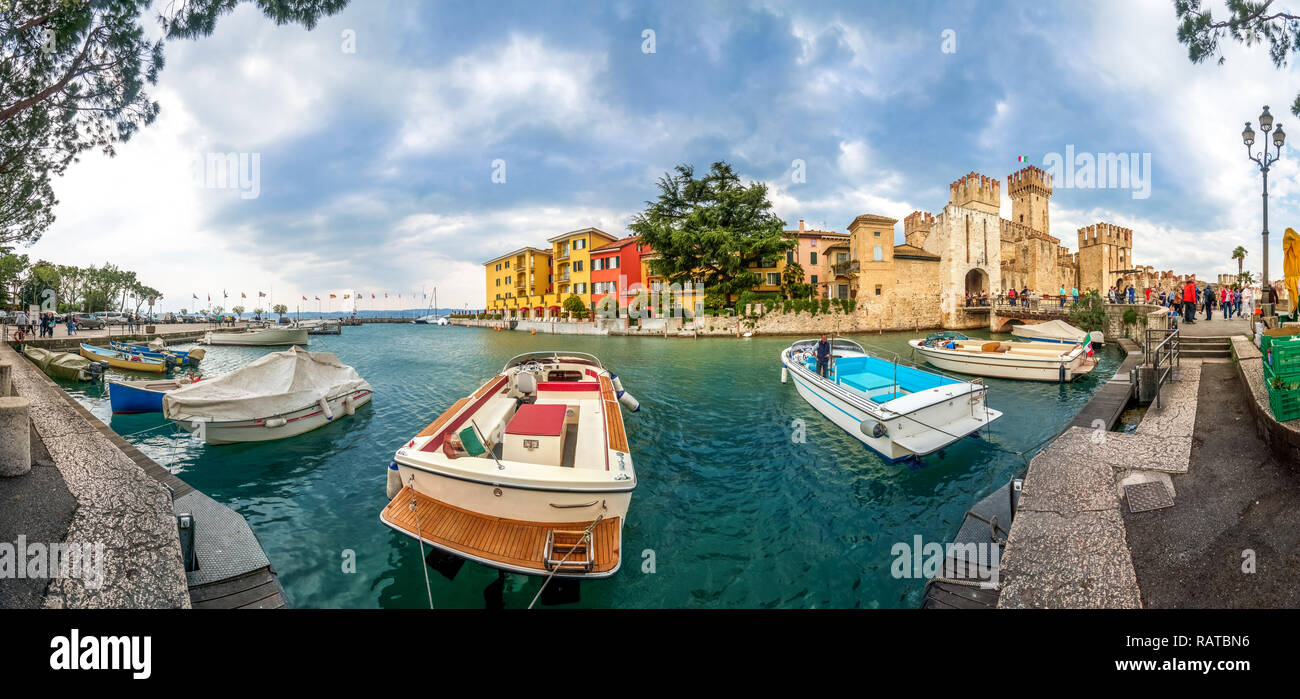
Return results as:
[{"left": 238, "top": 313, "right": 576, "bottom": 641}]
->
[
  {"left": 959, "top": 279, "right": 1264, "bottom": 326},
  {"left": 5, "top": 310, "right": 72, "bottom": 338}
]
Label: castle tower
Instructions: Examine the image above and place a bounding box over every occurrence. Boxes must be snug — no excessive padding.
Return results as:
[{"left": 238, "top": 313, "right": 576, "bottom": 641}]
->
[
  {"left": 948, "top": 172, "right": 1000, "bottom": 215},
  {"left": 1007, "top": 165, "right": 1052, "bottom": 234},
  {"left": 1076, "top": 222, "right": 1134, "bottom": 293},
  {"left": 903, "top": 211, "right": 935, "bottom": 248}
]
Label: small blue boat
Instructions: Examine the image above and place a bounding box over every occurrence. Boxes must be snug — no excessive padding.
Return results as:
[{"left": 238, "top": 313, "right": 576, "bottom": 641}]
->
[
  {"left": 108, "top": 378, "right": 187, "bottom": 413},
  {"left": 109, "top": 341, "right": 204, "bottom": 367}
]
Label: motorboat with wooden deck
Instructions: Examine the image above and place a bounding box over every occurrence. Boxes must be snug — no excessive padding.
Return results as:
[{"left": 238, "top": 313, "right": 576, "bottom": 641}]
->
[
  {"left": 909, "top": 332, "right": 1097, "bottom": 382},
  {"left": 781, "top": 338, "right": 1001, "bottom": 461},
  {"left": 201, "top": 327, "right": 309, "bottom": 346},
  {"left": 382, "top": 351, "right": 639, "bottom": 579}
]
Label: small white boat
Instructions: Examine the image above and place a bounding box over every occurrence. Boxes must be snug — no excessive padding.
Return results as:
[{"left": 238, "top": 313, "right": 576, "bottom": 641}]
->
[
  {"left": 381, "top": 351, "right": 639, "bottom": 579},
  {"left": 202, "top": 327, "right": 309, "bottom": 346},
  {"left": 909, "top": 332, "right": 1097, "bottom": 382},
  {"left": 163, "top": 347, "right": 372, "bottom": 444},
  {"left": 781, "top": 338, "right": 1001, "bottom": 461},
  {"left": 1010, "top": 319, "right": 1104, "bottom": 346},
  {"left": 413, "top": 314, "right": 448, "bottom": 325}
]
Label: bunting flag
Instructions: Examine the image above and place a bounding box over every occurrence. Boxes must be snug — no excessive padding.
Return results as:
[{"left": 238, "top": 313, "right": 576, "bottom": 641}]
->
[
  {"left": 1016, "top": 155, "right": 1028, "bottom": 162},
  {"left": 192, "top": 293, "right": 198, "bottom": 300},
  {"left": 207, "top": 294, "right": 211, "bottom": 302},
  {"left": 302, "top": 296, "right": 307, "bottom": 301},
  {"left": 371, "top": 294, "right": 375, "bottom": 299},
  {"left": 384, "top": 293, "right": 388, "bottom": 298},
  {"left": 329, "top": 294, "right": 337, "bottom": 299},
  {"left": 241, "top": 292, "right": 247, "bottom": 298},
  {"left": 314, "top": 296, "right": 320, "bottom": 300},
  {"left": 258, "top": 291, "right": 266, "bottom": 298},
  {"left": 223, "top": 289, "right": 227, "bottom": 298}
]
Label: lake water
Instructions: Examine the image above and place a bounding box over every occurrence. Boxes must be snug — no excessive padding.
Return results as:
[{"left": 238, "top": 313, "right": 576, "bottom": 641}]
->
[{"left": 58, "top": 324, "right": 1121, "bottom": 608}]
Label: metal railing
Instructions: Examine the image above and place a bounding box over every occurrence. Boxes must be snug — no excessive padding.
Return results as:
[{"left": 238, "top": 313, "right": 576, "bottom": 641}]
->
[
  {"left": 1146, "top": 327, "right": 1180, "bottom": 409},
  {"left": 831, "top": 260, "right": 859, "bottom": 276}
]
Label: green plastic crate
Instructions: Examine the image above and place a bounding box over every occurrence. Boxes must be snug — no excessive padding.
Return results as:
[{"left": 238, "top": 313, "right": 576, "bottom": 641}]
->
[
  {"left": 1261, "top": 332, "right": 1300, "bottom": 354},
  {"left": 1264, "top": 361, "right": 1300, "bottom": 390},
  {"left": 1265, "top": 339, "right": 1300, "bottom": 379},
  {"left": 1268, "top": 385, "right": 1300, "bottom": 422}
]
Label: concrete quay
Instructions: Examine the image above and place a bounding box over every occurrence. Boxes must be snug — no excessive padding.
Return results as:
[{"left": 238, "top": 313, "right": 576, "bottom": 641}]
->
[{"left": 998, "top": 321, "right": 1300, "bottom": 608}]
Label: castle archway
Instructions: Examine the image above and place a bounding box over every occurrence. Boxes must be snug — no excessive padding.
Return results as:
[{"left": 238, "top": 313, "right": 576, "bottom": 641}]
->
[{"left": 965, "top": 268, "right": 989, "bottom": 295}]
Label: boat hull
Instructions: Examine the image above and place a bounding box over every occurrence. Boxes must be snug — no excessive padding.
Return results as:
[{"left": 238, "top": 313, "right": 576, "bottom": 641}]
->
[
  {"left": 910, "top": 342, "right": 1091, "bottom": 382},
  {"left": 171, "top": 388, "right": 372, "bottom": 444},
  {"left": 783, "top": 352, "right": 999, "bottom": 460},
  {"left": 108, "top": 379, "right": 180, "bottom": 413},
  {"left": 203, "top": 328, "right": 309, "bottom": 346},
  {"left": 79, "top": 344, "right": 168, "bottom": 373}
]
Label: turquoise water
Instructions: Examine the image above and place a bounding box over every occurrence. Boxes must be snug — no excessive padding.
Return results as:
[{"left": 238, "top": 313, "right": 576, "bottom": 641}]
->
[{"left": 57, "top": 325, "right": 1120, "bottom": 608}]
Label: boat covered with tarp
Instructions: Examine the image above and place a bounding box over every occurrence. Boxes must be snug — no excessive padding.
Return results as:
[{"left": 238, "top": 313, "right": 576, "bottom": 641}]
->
[
  {"left": 909, "top": 332, "right": 1097, "bottom": 382},
  {"left": 163, "top": 346, "right": 372, "bottom": 444},
  {"left": 1010, "top": 319, "right": 1104, "bottom": 346},
  {"left": 23, "top": 346, "right": 106, "bottom": 382}
]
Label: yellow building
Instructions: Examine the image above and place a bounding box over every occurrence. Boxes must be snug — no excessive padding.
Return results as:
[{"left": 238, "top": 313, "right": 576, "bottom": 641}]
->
[
  {"left": 548, "top": 227, "right": 618, "bottom": 307},
  {"left": 484, "top": 246, "right": 552, "bottom": 317}
]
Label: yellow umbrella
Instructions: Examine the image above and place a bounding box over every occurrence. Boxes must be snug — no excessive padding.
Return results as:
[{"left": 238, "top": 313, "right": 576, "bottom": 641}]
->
[{"left": 1286, "top": 228, "right": 1300, "bottom": 314}]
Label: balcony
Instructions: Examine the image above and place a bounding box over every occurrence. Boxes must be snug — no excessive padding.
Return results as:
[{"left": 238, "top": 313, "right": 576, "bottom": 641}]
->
[
  {"left": 831, "top": 260, "right": 859, "bottom": 277},
  {"left": 555, "top": 249, "right": 570, "bottom": 261},
  {"left": 556, "top": 271, "right": 571, "bottom": 283}
]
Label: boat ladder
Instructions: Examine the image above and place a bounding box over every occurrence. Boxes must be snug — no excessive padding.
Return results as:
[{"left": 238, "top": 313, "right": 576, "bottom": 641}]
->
[{"left": 543, "top": 529, "right": 595, "bottom": 573}]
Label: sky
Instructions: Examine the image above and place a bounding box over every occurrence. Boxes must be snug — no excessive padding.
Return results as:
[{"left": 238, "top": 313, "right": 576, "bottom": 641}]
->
[{"left": 19, "top": 0, "right": 1300, "bottom": 312}]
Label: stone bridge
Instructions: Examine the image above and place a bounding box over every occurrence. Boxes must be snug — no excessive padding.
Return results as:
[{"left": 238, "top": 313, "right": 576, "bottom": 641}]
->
[{"left": 961, "top": 300, "right": 1071, "bottom": 332}]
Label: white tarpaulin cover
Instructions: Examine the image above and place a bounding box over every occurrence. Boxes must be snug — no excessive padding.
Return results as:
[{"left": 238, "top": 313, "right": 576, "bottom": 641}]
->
[
  {"left": 163, "top": 347, "right": 371, "bottom": 421},
  {"left": 1010, "top": 319, "right": 1104, "bottom": 345}
]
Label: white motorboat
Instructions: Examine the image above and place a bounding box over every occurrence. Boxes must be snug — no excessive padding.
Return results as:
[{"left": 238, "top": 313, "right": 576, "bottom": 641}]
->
[
  {"left": 296, "top": 319, "right": 341, "bottom": 335},
  {"left": 163, "top": 347, "right": 372, "bottom": 444},
  {"left": 1010, "top": 319, "right": 1104, "bottom": 346},
  {"left": 381, "top": 351, "right": 639, "bottom": 579},
  {"left": 781, "top": 338, "right": 1001, "bottom": 461},
  {"left": 202, "top": 327, "right": 309, "bottom": 346},
  {"left": 909, "top": 332, "right": 1098, "bottom": 382}
]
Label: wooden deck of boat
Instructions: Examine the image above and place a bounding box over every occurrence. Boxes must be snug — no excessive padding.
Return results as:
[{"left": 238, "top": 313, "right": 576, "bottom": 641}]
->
[{"left": 381, "top": 487, "right": 621, "bottom": 575}]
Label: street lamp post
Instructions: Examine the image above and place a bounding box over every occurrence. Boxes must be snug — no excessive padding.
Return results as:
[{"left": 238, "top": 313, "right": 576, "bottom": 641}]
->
[{"left": 1243, "top": 106, "right": 1286, "bottom": 303}]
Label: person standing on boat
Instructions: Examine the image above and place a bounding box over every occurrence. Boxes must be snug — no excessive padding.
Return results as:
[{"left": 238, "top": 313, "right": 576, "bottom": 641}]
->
[{"left": 815, "top": 334, "right": 832, "bottom": 379}]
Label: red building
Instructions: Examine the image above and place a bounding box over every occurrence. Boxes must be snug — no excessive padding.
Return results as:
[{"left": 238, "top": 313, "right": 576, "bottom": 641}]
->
[{"left": 590, "top": 235, "right": 642, "bottom": 311}]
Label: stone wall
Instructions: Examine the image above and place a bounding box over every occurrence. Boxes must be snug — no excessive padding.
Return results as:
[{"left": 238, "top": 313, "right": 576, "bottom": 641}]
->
[{"left": 1102, "top": 303, "right": 1163, "bottom": 342}]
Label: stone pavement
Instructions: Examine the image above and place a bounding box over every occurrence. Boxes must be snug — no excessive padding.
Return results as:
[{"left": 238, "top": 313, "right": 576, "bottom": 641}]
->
[
  {"left": 998, "top": 356, "right": 1206, "bottom": 608},
  {"left": 0, "top": 342, "right": 189, "bottom": 608},
  {"left": 1177, "top": 314, "right": 1252, "bottom": 337}
]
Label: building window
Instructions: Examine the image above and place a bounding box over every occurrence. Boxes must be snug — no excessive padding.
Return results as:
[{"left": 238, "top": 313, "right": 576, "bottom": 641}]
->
[
  {"left": 810, "top": 275, "right": 818, "bottom": 285},
  {"left": 574, "top": 239, "right": 586, "bottom": 250},
  {"left": 836, "top": 252, "right": 848, "bottom": 264},
  {"left": 787, "top": 251, "right": 794, "bottom": 264},
  {"left": 873, "top": 231, "right": 880, "bottom": 237},
  {"left": 874, "top": 285, "right": 882, "bottom": 296},
  {"left": 810, "top": 251, "right": 817, "bottom": 265},
  {"left": 574, "top": 260, "right": 583, "bottom": 272},
  {"left": 610, "top": 257, "right": 619, "bottom": 269},
  {"left": 575, "top": 283, "right": 587, "bottom": 293},
  {"left": 873, "top": 246, "right": 883, "bottom": 261},
  {"left": 504, "top": 261, "right": 510, "bottom": 269},
  {"left": 766, "top": 272, "right": 781, "bottom": 286},
  {"left": 593, "top": 258, "right": 603, "bottom": 271}
]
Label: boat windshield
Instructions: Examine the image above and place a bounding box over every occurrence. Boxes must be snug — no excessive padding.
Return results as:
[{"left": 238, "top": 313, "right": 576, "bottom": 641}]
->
[
  {"left": 503, "top": 351, "right": 604, "bottom": 371},
  {"left": 789, "top": 337, "right": 866, "bottom": 354}
]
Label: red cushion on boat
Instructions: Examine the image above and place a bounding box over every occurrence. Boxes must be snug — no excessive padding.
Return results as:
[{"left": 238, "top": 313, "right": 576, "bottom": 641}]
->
[
  {"left": 505, "top": 404, "right": 567, "bottom": 437},
  {"left": 535, "top": 382, "right": 599, "bottom": 391}
]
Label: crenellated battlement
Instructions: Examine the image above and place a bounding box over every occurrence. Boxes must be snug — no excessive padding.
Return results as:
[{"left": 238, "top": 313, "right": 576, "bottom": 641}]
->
[
  {"left": 1077, "top": 222, "right": 1133, "bottom": 248},
  {"left": 1007, "top": 165, "right": 1053, "bottom": 196},
  {"left": 903, "top": 211, "right": 935, "bottom": 248},
  {"left": 948, "top": 172, "right": 1000, "bottom": 213}
]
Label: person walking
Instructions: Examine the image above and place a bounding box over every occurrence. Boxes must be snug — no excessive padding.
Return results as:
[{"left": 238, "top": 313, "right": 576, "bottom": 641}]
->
[
  {"left": 815, "top": 334, "right": 832, "bottom": 379},
  {"left": 1221, "top": 287, "right": 1230, "bottom": 319},
  {"left": 66, "top": 314, "right": 76, "bottom": 335},
  {"left": 1127, "top": 285, "right": 1136, "bottom": 304},
  {"left": 13, "top": 309, "right": 28, "bottom": 337},
  {"left": 1182, "top": 278, "right": 1197, "bottom": 324},
  {"left": 1058, "top": 285, "right": 1066, "bottom": 308},
  {"left": 1204, "top": 283, "right": 1214, "bottom": 320},
  {"left": 1071, "top": 286, "right": 1079, "bottom": 305}
]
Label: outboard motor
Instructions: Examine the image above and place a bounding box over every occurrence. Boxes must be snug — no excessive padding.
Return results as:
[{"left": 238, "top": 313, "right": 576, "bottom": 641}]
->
[{"left": 86, "top": 361, "right": 108, "bottom": 381}]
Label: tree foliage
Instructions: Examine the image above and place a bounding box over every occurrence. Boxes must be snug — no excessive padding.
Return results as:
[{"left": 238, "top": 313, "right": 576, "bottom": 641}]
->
[
  {"left": 1069, "top": 290, "right": 1107, "bottom": 332},
  {"left": 1175, "top": 0, "right": 1300, "bottom": 114},
  {"left": 629, "top": 161, "right": 794, "bottom": 305},
  {"left": 1, "top": 0, "right": 349, "bottom": 246}
]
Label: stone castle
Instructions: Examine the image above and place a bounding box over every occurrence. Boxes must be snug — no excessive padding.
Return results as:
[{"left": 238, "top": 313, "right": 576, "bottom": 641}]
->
[{"left": 829, "top": 165, "right": 1194, "bottom": 330}]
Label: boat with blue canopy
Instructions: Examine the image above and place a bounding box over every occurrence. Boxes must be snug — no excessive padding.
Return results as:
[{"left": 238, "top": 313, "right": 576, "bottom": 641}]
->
[
  {"left": 780, "top": 337, "right": 1001, "bottom": 461},
  {"left": 109, "top": 340, "right": 204, "bottom": 367}
]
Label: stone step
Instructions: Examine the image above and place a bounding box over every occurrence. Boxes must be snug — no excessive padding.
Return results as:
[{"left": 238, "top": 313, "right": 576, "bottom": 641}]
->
[{"left": 1180, "top": 348, "right": 1232, "bottom": 358}]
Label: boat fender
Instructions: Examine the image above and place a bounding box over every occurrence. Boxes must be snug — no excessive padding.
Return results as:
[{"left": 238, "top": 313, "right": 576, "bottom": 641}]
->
[
  {"left": 781, "top": 367, "right": 788, "bottom": 384},
  {"left": 265, "top": 417, "right": 287, "bottom": 428},
  {"left": 610, "top": 374, "right": 624, "bottom": 392},
  {"left": 386, "top": 461, "right": 402, "bottom": 500},
  {"left": 343, "top": 397, "right": 355, "bottom": 416},
  {"left": 618, "top": 391, "right": 640, "bottom": 412},
  {"left": 319, "top": 397, "right": 334, "bottom": 421},
  {"left": 860, "top": 420, "right": 887, "bottom": 439}
]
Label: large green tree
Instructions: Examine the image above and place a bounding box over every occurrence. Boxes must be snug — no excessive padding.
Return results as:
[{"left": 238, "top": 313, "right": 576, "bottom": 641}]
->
[
  {"left": 1, "top": 0, "right": 348, "bottom": 247},
  {"left": 629, "top": 161, "right": 793, "bottom": 305},
  {"left": 1175, "top": 1, "right": 1300, "bottom": 115}
]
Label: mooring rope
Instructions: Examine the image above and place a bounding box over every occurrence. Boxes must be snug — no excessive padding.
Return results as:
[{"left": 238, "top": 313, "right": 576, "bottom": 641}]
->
[{"left": 406, "top": 477, "right": 435, "bottom": 610}]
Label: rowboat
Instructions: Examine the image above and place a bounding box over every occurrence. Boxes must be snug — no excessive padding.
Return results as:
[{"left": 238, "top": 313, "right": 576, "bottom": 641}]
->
[
  {"left": 79, "top": 343, "right": 170, "bottom": 373},
  {"left": 109, "top": 377, "right": 194, "bottom": 413},
  {"left": 781, "top": 338, "right": 1001, "bottom": 461},
  {"left": 163, "top": 347, "right": 371, "bottom": 444},
  {"left": 109, "top": 341, "right": 204, "bottom": 367},
  {"left": 381, "top": 351, "right": 640, "bottom": 579},
  {"left": 201, "top": 327, "right": 309, "bottom": 346},
  {"left": 909, "top": 332, "right": 1097, "bottom": 382},
  {"left": 1010, "top": 319, "right": 1105, "bottom": 346},
  {"left": 23, "top": 346, "right": 107, "bottom": 382}
]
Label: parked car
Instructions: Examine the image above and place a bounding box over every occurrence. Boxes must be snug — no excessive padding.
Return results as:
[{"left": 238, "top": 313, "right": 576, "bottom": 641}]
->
[
  {"left": 70, "top": 312, "right": 106, "bottom": 329},
  {"left": 162, "top": 313, "right": 178, "bottom": 323}
]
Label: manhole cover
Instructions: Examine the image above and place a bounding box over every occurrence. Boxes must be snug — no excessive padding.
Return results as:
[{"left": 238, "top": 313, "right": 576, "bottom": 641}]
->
[{"left": 1125, "top": 481, "right": 1174, "bottom": 513}]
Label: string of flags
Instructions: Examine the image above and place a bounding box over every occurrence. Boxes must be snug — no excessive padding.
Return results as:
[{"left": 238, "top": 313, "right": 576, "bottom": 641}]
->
[{"left": 182, "top": 290, "right": 436, "bottom": 307}]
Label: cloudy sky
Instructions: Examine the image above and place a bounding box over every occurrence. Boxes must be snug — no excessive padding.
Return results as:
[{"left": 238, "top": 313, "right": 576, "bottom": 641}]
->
[{"left": 22, "top": 0, "right": 1300, "bottom": 311}]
